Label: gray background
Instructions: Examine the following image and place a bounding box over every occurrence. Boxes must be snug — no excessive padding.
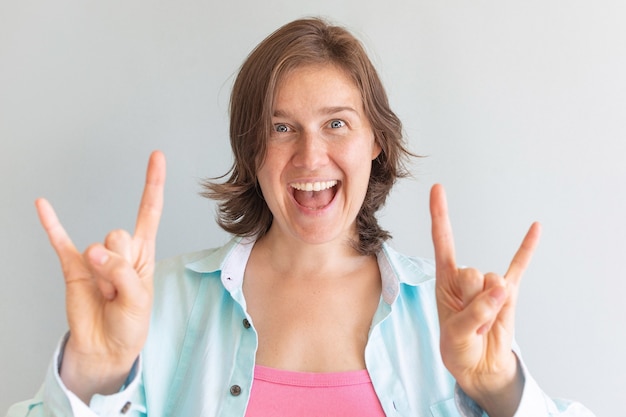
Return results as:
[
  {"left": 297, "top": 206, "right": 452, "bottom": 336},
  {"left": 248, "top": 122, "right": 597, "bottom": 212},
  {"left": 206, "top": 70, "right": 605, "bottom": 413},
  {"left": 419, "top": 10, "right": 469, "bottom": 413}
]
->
[{"left": 1, "top": 1, "right": 624, "bottom": 415}]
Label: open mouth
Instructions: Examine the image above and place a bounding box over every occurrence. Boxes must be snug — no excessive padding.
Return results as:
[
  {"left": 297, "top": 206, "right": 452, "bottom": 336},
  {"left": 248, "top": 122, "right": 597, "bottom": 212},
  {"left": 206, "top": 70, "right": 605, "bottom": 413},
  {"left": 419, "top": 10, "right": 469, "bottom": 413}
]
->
[{"left": 290, "top": 180, "right": 339, "bottom": 210}]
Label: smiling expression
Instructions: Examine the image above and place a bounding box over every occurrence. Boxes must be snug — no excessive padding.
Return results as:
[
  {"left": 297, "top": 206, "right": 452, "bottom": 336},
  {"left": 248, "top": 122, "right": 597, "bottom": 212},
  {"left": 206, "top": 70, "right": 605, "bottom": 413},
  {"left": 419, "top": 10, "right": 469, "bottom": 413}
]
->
[{"left": 256, "top": 63, "right": 382, "bottom": 247}]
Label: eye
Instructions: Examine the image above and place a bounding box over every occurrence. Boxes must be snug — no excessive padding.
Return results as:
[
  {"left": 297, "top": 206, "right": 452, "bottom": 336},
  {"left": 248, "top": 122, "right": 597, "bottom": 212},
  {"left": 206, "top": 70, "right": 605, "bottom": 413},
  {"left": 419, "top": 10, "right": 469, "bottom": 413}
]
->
[
  {"left": 329, "top": 120, "right": 345, "bottom": 129},
  {"left": 273, "top": 123, "right": 290, "bottom": 133}
]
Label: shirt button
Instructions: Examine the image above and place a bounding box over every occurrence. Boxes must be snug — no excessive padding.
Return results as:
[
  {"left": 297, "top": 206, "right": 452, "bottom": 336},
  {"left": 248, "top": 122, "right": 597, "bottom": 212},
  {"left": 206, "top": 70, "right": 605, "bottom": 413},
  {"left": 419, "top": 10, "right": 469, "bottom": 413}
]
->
[
  {"left": 242, "top": 318, "right": 251, "bottom": 329},
  {"left": 120, "top": 401, "right": 132, "bottom": 414},
  {"left": 230, "top": 385, "right": 242, "bottom": 396}
]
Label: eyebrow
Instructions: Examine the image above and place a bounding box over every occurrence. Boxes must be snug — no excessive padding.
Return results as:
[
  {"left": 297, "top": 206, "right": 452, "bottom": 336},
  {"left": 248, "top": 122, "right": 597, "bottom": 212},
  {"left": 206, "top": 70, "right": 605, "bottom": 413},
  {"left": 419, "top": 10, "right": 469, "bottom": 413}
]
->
[{"left": 273, "top": 106, "right": 360, "bottom": 118}]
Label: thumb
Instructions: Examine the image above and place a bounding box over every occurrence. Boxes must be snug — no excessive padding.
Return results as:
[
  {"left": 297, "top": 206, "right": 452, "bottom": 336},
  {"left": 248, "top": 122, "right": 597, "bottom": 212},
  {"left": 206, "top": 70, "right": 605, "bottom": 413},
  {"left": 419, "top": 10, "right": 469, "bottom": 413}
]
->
[
  {"left": 84, "top": 244, "right": 148, "bottom": 305},
  {"left": 448, "top": 285, "right": 507, "bottom": 338}
]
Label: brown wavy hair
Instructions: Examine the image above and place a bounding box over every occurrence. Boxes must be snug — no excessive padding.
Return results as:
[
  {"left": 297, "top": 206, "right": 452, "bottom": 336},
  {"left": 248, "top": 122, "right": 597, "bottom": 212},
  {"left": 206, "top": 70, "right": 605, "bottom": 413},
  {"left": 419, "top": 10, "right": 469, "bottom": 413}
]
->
[{"left": 202, "top": 17, "right": 413, "bottom": 255}]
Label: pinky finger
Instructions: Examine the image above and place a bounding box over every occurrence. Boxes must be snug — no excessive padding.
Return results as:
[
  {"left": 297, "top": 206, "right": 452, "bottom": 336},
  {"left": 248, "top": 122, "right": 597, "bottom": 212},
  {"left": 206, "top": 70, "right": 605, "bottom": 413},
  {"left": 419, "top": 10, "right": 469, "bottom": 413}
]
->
[{"left": 505, "top": 222, "right": 542, "bottom": 287}]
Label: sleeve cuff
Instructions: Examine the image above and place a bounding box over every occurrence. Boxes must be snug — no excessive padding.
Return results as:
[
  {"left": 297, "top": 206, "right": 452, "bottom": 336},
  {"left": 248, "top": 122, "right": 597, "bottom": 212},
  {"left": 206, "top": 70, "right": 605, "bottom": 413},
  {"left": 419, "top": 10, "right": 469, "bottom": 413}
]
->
[
  {"left": 454, "top": 383, "right": 487, "bottom": 417},
  {"left": 453, "top": 352, "right": 557, "bottom": 417},
  {"left": 512, "top": 358, "right": 559, "bottom": 416},
  {"left": 46, "top": 333, "right": 146, "bottom": 416}
]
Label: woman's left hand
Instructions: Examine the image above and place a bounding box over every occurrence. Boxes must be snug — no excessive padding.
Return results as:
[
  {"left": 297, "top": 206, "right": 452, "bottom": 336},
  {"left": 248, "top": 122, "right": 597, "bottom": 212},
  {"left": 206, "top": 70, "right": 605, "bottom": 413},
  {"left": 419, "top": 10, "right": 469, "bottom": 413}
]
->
[{"left": 430, "top": 184, "right": 542, "bottom": 417}]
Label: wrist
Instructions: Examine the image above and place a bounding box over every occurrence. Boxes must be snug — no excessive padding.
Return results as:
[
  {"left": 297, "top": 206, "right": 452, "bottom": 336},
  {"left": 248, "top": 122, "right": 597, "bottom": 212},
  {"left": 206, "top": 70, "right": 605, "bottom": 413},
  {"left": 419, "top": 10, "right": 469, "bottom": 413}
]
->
[
  {"left": 59, "top": 337, "right": 137, "bottom": 404},
  {"left": 458, "top": 353, "right": 524, "bottom": 417}
]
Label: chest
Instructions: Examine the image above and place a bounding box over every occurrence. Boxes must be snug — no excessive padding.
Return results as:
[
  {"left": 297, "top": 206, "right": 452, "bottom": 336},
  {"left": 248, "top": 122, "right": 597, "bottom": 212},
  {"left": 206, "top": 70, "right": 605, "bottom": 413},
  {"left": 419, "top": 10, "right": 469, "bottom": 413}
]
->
[
  {"left": 145, "top": 262, "right": 456, "bottom": 416},
  {"left": 243, "top": 268, "right": 381, "bottom": 372}
]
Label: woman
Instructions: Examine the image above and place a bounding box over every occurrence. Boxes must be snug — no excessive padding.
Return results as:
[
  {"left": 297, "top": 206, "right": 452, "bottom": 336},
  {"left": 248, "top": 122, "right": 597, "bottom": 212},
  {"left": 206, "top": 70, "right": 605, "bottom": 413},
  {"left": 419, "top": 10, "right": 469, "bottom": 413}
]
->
[{"left": 7, "top": 18, "right": 593, "bottom": 417}]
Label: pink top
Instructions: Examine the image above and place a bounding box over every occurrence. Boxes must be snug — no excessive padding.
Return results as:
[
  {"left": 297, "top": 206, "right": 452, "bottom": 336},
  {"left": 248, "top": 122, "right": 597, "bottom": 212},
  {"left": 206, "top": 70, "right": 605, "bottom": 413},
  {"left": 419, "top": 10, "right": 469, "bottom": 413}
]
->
[{"left": 245, "top": 365, "right": 386, "bottom": 416}]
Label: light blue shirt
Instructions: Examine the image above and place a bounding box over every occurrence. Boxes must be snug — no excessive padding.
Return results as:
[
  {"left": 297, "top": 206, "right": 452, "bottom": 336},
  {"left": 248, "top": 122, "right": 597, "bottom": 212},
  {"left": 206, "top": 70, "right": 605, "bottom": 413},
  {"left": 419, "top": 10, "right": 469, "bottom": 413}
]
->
[{"left": 6, "top": 237, "right": 594, "bottom": 416}]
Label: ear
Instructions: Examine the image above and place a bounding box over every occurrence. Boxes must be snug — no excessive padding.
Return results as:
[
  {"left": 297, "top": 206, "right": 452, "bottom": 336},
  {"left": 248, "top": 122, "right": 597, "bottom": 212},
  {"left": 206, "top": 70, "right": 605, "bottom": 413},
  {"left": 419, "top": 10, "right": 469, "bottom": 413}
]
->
[{"left": 371, "top": 135, "right": 382, "bottom": 160}]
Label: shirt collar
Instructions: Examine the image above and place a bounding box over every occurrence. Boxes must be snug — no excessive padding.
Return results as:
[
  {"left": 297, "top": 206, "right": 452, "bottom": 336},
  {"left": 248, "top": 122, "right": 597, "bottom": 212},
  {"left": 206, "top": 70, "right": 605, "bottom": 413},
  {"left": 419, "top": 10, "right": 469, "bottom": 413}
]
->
[
  {"left": 377, "top": 243, "right": 435, "bottom": 303},
  {"left": 184, "top": 237, "right": 435, "bottom": 302},
  {"left": 184, "top": 235, "right": 254, "bottom": 292}
]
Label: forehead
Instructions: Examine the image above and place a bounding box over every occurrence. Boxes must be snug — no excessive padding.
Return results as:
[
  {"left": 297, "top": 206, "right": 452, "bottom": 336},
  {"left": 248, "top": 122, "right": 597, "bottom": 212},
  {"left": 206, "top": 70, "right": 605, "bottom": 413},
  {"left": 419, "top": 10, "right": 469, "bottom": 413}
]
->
[{"left": 272, "top": 64, "right": 363, "bottom": 110}]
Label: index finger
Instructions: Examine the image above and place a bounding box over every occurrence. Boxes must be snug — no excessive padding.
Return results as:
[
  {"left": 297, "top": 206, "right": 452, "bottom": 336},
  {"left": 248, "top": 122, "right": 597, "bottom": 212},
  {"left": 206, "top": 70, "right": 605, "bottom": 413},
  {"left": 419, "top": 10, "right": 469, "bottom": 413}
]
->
[
  {"left": 35, "top": 198, "right": 80, "bottom": 265},
  {"left": 430, "top": 183, "right": 457, "bottom": 273},
  {"left": 134, "top": 151, "right": 166, "bottom": 241}
]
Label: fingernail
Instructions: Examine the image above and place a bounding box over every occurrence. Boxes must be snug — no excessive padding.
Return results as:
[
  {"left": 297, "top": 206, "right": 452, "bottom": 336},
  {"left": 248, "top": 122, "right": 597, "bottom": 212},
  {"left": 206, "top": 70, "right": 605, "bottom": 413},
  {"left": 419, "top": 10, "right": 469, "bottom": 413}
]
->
[
  {"left": 89, "top": 247, "right": 109, "bottom": 265},
  {"left": 489, "top": 286, "right": 506, "bottom": 304}
]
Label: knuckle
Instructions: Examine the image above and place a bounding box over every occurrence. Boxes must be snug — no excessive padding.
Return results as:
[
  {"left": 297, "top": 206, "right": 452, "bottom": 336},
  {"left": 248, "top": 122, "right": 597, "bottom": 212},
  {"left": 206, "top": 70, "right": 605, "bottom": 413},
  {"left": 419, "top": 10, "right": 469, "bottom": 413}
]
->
[
  {"left": 484, "top": 272, "right": 503, "bottom": 285},
  {"left": 460, "top": 268, "right": 483, "bottom": 287},
  {"left": 84, "top": 243, "right": 102, "bottom": 259},
  {"left": 105, "top": 229, "right": 131, "bottom": 247},
  {"left": 472, "top": 304, "right": 495, "bottom": 324}
]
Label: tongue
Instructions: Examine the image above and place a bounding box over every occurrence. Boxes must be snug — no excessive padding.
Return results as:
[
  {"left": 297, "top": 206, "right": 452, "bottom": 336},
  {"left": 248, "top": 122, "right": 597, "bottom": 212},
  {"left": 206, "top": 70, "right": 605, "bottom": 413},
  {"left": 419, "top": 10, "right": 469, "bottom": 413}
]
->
[{"left": 293, "top": 188, "right": 334, "bottom": 209}]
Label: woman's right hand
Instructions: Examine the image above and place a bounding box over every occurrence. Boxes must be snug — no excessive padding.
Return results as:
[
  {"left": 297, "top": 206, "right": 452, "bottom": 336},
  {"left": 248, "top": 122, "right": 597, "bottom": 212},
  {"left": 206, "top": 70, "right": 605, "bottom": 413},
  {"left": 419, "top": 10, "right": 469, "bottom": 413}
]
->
[{"left": 35, "top": 151, "right": 166, "bottom": 404}]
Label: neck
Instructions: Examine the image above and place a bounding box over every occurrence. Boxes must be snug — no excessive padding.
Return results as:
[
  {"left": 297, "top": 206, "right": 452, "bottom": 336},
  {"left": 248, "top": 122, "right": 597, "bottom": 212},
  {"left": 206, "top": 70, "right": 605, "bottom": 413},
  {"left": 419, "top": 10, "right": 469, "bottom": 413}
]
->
[{"left": 253, "top": 226, "right": 372, "bottom": 279}]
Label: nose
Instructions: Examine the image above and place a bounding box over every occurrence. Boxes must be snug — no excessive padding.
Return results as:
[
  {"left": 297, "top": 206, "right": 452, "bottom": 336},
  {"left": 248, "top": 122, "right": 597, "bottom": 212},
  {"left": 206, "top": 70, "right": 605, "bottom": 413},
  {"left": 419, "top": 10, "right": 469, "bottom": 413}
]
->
[{"left": 291, "top": 130, "right": 329, "bottom": 169}]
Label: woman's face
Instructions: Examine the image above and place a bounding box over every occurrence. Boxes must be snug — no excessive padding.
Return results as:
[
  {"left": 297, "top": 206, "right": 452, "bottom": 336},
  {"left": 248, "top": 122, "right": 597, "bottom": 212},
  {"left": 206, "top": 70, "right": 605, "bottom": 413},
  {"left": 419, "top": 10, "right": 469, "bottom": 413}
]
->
[{"left": 257, "top": 63, "right": 381, "bottom": 247}]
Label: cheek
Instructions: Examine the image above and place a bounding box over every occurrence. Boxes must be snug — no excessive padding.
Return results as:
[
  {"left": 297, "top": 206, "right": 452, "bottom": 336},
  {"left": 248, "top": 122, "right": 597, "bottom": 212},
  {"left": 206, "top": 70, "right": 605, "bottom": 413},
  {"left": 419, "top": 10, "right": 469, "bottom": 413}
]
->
[
  {"left": 256, "top": 155, "right": 285, "bottom": 200},
  {"left": 343, "top": 154, "right": 374, "bottom": 197},
  {"left": 261, "top": 143, "right": 289, "bottom": 168},
  {"left": 256, "top": 166, "right": 274, "bottom": 195}
]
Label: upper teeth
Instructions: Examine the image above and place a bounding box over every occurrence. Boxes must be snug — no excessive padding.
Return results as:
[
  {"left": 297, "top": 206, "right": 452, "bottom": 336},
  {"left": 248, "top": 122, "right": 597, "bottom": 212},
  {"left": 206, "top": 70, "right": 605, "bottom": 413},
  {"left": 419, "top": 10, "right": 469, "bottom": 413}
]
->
[{"left": 291, "top": 180, "right": 338, "bottom": 192}]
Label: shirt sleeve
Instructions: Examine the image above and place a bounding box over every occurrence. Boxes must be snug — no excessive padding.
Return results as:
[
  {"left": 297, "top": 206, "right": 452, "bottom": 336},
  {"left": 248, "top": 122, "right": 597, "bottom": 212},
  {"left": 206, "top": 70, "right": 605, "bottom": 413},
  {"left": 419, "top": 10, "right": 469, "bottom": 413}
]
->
[
  {"left": 454, "top": 354, "right": 597, "bottom": 417},
  {"left": 5, "top": 335, "right": 147, "bottom": 417}
]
